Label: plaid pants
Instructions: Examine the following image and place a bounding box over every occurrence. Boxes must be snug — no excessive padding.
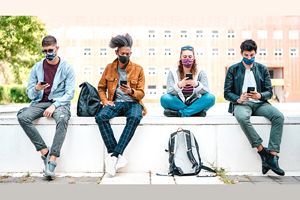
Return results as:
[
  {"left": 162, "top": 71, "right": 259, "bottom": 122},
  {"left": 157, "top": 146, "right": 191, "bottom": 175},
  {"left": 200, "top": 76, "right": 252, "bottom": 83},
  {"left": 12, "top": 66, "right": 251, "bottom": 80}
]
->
[{"left": 95, "top": 102, "right": 143, "bottom": 154}]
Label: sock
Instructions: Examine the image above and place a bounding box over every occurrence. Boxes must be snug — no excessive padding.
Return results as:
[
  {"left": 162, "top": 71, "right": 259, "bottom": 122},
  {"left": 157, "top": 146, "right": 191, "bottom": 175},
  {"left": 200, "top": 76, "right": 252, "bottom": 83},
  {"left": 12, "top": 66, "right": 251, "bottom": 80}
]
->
[{"left": 111, "top": 152, "right": 120, "bottom": 158}]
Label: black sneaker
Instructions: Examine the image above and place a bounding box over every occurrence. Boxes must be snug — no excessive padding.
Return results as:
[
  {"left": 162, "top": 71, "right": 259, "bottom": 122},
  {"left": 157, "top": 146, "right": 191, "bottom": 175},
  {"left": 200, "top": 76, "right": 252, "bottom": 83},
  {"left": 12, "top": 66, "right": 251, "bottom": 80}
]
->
[
  {"left": 163, "top": 109, "right": 182, "bottom": 117},
  {"left": 192, "top": 109, "right": 207, "bottom": 117}
]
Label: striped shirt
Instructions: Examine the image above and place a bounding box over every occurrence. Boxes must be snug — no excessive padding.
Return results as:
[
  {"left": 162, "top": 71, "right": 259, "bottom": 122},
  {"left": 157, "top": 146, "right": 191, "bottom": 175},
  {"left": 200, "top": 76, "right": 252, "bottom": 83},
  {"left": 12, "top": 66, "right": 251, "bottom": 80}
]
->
[{"left": 182, "top": 85, "right": 194, "bottom": 98}]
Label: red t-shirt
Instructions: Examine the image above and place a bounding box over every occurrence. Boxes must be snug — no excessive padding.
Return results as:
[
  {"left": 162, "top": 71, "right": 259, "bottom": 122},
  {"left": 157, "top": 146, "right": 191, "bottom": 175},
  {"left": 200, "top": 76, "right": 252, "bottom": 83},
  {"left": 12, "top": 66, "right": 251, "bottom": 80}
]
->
[{"left": 40, "top": 59, "right": 60, "bottom": 102}]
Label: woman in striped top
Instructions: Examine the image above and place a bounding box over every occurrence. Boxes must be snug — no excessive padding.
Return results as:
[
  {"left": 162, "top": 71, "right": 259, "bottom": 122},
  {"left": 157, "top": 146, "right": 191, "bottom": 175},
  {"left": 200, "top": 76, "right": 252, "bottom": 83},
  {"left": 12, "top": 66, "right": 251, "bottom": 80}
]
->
[{"left": 160, "top": 45, "right": 215, "bottom": 117}]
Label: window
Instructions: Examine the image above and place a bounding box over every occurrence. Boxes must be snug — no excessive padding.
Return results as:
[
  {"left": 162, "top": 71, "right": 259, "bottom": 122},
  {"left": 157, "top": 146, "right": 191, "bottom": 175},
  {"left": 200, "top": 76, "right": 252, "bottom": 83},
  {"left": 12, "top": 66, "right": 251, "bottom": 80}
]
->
[
  {"left": 83, "top": 66, "right": 92, "bottom": 76},
  {"left": 98, "top": 66, "right": 105, "bottom": 75},
  {"left": 164, "top": 30, "right": 172, "bottom": 38},
  {"left": 81, "top": 28, "right": 93, "bottom": 39},
  {"left": 290, "top": 48, "right": 298, "bottom": 57},
  {"left": 179, "top": 30, "right": 188, "bottom": 38},
  {"left": 227, "top": 30, "right": 235, "bottom": 38},
  {"left": 195, "top": 30, "right": 204, "bottom": 38},
  {"left": 163, "top": 66, "right": 171, "bottom": 76},
  {"left": 289, "top": 30, "right": 298, "bottom": 39},
  {"left": 146, "top": 85, "right": 158, "bottom": 99},
  {"left": 274, "top": 48, "right": 283, "bottom": 57},
  {"left": 66, "top": 29, "right": 78, "bottom": 39},
  {"left": 269, "top": 70, "right": 274, "bottom": 79},
  {"left": 211, "top": 30, "right": 219, "bottom": 39},
  {"left": 147, "top": 66, "right": 157, "bottom": 76},
  {"left": 148, "top": 30, "right": 156, "bottom": 38},
  {"left": 242, "top": 30, "right": 251, "bottom": 39},
  {"left": 131, "top": 47, "right": 141, "bottom": 57},
  {"left": 66, "top": 47, "right": 76, "bottom": 57},
  {"left": 98, "top": 47, "right": 108, "bottom": 57},
  {"left": 211, "top": 48, "right": 220, "bottom": 56},
  {"left": 48, "top": 29, "right": 61, "bottom": 39},
  {"left": 258, "top": 48, "right": 267, "bottom": 57},
  {"left": 147, "top": 47, "right": 156, "bottom": 57},
  {"left": 258, "top": 30, "right": 267, "bottom": 39},
  {"left": 98, "top": 29, "right": 109, "bottom": 39},
  {"left": 227, "top": 48, "right": 236, "bottom": 57},
  {"left": 163, "top": 48, "right": 172, "bottom": 57},
  {"left": 83, "top": 47, "right": 92, "bottom": 57},
  {"left": 273, "top": 30, "right": 283, "bottom": 39},
  {"left": 194, "top": 47, "right": 204, "bottom": 57},
  {"left": 161, "top": 85, "right": 167, "bottom": 95}
]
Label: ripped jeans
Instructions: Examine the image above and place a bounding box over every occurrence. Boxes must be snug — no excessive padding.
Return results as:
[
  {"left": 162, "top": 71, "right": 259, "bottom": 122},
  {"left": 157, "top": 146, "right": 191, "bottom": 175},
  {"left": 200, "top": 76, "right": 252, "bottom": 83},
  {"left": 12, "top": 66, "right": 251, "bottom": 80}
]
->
[{"left": 17, "top": 102, "right": 71, "bottom": 157}]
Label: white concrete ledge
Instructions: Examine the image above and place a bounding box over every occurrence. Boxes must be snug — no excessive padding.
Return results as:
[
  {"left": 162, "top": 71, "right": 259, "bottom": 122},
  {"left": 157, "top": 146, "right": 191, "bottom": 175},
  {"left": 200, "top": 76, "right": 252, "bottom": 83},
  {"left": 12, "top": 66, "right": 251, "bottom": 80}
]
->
[
  {"left": 1, "top": 115, "right": 300, "bottom": 125},
  {"left": 1, "top": 115, "right": 300, "bottom": 175}
]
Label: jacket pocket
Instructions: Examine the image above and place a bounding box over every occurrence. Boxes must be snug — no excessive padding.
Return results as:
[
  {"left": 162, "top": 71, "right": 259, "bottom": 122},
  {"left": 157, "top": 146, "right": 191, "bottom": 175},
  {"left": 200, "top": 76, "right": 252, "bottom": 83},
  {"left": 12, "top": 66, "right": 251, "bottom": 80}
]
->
[{"left": 130, "top": 79, "right": 138, "bottom": 89}]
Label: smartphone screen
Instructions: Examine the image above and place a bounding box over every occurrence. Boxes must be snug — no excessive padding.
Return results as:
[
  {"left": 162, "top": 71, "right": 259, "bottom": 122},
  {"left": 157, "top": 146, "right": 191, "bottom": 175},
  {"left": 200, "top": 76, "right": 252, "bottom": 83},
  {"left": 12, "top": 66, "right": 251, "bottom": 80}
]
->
[
  {"left": 186, "top": 73, "right": 193, "bottom": 79},
  {"left": 120, "top": 80, "right": 127, "bottom": 86},
  {"left": 41, "top": 81, "right": 47, "bottom": 85},
  {"left": 247, "top": 87, "right": 255, "bottom": 93}
]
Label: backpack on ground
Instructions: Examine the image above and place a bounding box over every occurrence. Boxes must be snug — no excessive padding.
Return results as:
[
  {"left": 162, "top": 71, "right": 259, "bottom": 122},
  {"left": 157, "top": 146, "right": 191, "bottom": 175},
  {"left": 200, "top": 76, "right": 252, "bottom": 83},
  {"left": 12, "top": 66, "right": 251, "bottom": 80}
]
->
[
  {"left": 161, "top": 127, "right": 216, "bottom": 177},
  {"left": 77, "top": 82, "right": 103, "bottom": 117}
]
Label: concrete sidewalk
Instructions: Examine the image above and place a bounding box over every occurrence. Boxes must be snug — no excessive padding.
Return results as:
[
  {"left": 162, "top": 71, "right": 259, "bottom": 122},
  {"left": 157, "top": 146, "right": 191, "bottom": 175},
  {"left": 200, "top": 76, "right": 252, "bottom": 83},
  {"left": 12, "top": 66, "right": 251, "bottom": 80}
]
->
[{"left": 1, "top": 172, "right": 300, "bottom": 185}]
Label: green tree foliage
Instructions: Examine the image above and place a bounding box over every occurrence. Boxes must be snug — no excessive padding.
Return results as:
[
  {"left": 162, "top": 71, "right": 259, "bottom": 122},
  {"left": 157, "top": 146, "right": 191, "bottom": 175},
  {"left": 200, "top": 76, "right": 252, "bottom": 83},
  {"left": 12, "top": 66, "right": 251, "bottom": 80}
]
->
[{"left": 0, "top": 16, "right": 47, "bottom": 84}]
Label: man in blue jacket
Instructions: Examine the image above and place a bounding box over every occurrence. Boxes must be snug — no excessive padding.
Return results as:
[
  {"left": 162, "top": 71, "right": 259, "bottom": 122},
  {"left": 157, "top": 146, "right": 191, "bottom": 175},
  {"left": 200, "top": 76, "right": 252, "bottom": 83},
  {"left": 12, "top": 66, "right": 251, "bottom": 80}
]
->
[
  {"left": 224, "top": 39, "right": 285, "bottom": 176},
  {"left": 17, "top": 35, "right": 76, "bottom": 179}
]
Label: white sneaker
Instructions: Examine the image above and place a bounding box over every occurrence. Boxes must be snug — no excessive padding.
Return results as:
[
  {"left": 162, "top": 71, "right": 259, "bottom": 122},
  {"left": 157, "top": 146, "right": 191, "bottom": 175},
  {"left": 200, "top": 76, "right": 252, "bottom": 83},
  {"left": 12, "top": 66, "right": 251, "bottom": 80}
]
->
[
  {"left": 105, "top": 155, "right": 118, "bottom": 176},
  {"left": 116, "top": 154, "right": 128, "bottom": 171}
]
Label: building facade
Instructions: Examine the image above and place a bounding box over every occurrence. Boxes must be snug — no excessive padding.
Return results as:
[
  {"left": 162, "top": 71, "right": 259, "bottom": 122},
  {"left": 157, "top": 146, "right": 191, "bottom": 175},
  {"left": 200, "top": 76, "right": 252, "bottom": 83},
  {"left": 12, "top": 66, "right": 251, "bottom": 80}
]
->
[{"left": 41, "top": 16, "right": 300, "bottom": 103}]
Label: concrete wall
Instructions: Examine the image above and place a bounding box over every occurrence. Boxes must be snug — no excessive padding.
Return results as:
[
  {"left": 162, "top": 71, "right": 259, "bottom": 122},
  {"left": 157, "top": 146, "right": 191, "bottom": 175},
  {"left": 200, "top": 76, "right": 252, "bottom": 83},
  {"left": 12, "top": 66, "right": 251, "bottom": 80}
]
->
[{"left": 0, "top": 115, "right": 300, "bottom": 174}]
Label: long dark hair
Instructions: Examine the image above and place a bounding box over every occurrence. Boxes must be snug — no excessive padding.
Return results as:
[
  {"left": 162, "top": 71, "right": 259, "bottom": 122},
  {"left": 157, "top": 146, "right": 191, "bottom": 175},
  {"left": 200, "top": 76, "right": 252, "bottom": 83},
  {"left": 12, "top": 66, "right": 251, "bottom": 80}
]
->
[{"left": 178, "top": 45, "right": 197, "bottom": 80}]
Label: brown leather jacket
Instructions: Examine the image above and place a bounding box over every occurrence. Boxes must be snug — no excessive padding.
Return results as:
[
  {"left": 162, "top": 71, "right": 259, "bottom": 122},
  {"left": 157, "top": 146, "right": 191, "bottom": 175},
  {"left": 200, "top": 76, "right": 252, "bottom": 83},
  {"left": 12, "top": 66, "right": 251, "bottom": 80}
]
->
[{"left": 97, "top": 58, "right": 147, "bottom": 116}]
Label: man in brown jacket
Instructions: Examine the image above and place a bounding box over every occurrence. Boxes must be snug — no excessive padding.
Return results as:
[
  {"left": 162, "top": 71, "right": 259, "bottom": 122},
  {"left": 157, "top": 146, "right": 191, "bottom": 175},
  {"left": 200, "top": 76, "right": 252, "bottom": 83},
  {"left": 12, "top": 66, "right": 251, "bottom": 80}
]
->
[{"left": 95, "top": 33, "right": 146, "bottom": 176}]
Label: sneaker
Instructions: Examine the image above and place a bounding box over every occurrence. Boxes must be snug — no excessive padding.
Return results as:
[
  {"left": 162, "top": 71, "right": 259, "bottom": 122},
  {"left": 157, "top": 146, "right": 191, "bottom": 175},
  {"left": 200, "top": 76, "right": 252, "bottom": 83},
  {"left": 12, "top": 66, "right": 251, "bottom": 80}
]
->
[
  {"left": 163, "top": 109, "right": 182, "bottom": 117},
  {"left": 41, "top": 146, "right": 51, "bottom": 167},
  {"left": 44, "top": 161, "right": 57, "bottom": 180},
  {"left": 105, "top": 155, "right": 118, "bottom": 176},
  {"left": 116, "top": 154, "right": 128, "bottom": 171}
]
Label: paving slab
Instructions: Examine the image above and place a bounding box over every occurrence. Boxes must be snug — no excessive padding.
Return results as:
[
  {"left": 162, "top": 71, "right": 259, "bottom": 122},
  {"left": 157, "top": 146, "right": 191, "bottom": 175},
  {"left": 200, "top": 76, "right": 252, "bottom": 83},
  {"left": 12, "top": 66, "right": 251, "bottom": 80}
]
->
[
  {"left": 174, "top": 175, "right": 223, "bottom": 185},
  {"left": 151, "top": 173, "right": 175, "bottom": 184},
  {"left": 253, "top": 181, "right": 280, "bottom": 185},
  {"left": 293, "top": 176, "right": 300, "bottom": 182},
  {"left": 47, "top": 177, "right": 78, "bottom": 184},
  {"left": 100, "top": 173, "right": 150, "bottom": 185},
  {"left": 269, "top": 176, "right": 300, "bottom": 184},
  {"left": 236, "top": 181, "right": 254, "bottom": 185},
  {"left": 227, "top": 175, "right": 251, "bottom": 182},
  {"left": 248, "top": 176, "right": 276, "bottom": 182}
]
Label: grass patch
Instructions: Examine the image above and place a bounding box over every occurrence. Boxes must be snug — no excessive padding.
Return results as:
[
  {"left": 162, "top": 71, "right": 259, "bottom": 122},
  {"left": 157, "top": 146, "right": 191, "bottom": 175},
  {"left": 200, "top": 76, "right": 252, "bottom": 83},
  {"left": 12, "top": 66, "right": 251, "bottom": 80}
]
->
[{"left": 208, "top": 162, "right": 236, "bottom": 184}]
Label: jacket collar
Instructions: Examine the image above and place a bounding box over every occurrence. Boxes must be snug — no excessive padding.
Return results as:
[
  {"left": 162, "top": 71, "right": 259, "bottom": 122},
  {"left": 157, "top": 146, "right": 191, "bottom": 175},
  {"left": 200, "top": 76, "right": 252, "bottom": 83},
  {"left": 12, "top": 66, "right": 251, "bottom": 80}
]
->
[{"left": 112, "top": 58, "right": 133, "bottom": 72}]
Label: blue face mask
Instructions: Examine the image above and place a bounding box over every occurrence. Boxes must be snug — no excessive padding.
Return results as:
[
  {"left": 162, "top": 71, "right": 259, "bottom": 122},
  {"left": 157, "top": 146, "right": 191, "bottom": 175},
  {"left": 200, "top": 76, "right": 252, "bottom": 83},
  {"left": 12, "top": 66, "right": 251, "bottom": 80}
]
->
[
  {"left": 243, "top": 57, "right": 255, "bottom": 65},
  {"left": 45, "top": 53, "right": 57, "bottom": 61}
]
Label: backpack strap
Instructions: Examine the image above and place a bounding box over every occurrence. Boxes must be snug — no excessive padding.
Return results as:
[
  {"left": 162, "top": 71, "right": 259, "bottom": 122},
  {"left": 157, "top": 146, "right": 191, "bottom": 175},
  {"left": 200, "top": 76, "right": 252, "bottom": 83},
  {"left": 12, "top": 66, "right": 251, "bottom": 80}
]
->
[{"left": 184, "top": 130, "right": 201, "bottom": 175}]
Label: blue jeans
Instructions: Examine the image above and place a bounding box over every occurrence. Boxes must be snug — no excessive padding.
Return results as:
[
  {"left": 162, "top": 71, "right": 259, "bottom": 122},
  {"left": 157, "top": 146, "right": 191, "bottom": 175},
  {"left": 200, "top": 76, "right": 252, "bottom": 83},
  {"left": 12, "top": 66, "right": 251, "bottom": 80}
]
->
[{"left": 160, "top": 93, "right": 215, "bottom": 117}]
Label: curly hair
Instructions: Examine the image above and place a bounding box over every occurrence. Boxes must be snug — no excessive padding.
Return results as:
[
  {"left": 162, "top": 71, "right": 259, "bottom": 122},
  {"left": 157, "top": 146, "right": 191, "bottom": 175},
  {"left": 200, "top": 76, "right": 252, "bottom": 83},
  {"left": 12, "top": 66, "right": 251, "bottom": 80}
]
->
[
  {"left": 109, "top": 33, "right": 133, "bottom": 50},
  {"left": 178, "top": 45, "right": 197, "bottom": 80}
]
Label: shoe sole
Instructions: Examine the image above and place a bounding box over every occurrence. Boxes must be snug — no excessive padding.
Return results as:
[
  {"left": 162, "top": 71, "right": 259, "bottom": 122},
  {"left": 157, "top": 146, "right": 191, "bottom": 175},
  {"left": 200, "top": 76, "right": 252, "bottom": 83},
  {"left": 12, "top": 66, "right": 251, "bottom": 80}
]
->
[
  {"left": 116, "top": 161, "right": 127, "bottom": 172},
  {"left": 43, "top": 172, "right": 55, "bottom": 180},
  {"left": 263, "top": 162, "right": 285, "bottom": 176}
]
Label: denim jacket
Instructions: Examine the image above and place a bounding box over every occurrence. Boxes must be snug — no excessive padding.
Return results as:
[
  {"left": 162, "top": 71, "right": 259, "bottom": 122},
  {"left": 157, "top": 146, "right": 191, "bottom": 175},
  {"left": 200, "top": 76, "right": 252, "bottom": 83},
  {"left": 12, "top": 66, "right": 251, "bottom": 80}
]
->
[
  {"left": 224, "top": 61, "right": 272, "bottom": 113},
  {"left": 27, "top": 57, "right": 76, "bottom": 108}
]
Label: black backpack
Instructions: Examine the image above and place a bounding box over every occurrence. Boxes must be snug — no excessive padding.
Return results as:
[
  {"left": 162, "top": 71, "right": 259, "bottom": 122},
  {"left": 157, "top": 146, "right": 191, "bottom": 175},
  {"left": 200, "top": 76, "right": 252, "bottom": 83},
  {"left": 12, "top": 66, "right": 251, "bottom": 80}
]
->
[
  {"left": 77, "top": 82, "right": 103, "bottom": 117},
  {"left": 160, "top": 127, "right": 216, "bottom": 177}
]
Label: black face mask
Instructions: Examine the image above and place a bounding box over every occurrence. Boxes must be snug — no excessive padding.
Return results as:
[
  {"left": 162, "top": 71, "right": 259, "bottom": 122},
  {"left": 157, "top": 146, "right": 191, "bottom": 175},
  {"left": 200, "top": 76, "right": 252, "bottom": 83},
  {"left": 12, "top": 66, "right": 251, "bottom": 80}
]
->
[{"left": 119, "top": 55, "right": 130, "bottom": 64}]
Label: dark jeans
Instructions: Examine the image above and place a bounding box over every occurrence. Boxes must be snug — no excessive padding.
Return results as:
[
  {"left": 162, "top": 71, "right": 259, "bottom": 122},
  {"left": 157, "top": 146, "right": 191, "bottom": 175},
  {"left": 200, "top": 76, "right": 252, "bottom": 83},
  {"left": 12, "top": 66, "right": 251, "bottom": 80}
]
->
[
  {"left": 234, "top": 101, "right": 284, "bottom": 152},
  {"left": 17, "top": 102, "right": 71, "bottom": 157},
  {"left": 95, "top": 102, "right": 143, "bottom": 155}
]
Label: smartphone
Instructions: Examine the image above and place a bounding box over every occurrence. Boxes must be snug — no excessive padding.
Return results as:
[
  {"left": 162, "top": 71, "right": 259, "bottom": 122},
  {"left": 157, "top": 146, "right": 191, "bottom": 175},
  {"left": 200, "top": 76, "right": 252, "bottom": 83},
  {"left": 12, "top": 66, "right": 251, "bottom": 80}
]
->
[
  {"left": 247, "top": 87, "right": 255, "bottom": 93},
  {"left": 120, "top": 80, "right": 127, "bottom": 86},
  {"left": 41, "top": 81, "right": 47, "bottom": 85},
  {"left": 186, "top": 73, "right": 193, "bottom": 80}
]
